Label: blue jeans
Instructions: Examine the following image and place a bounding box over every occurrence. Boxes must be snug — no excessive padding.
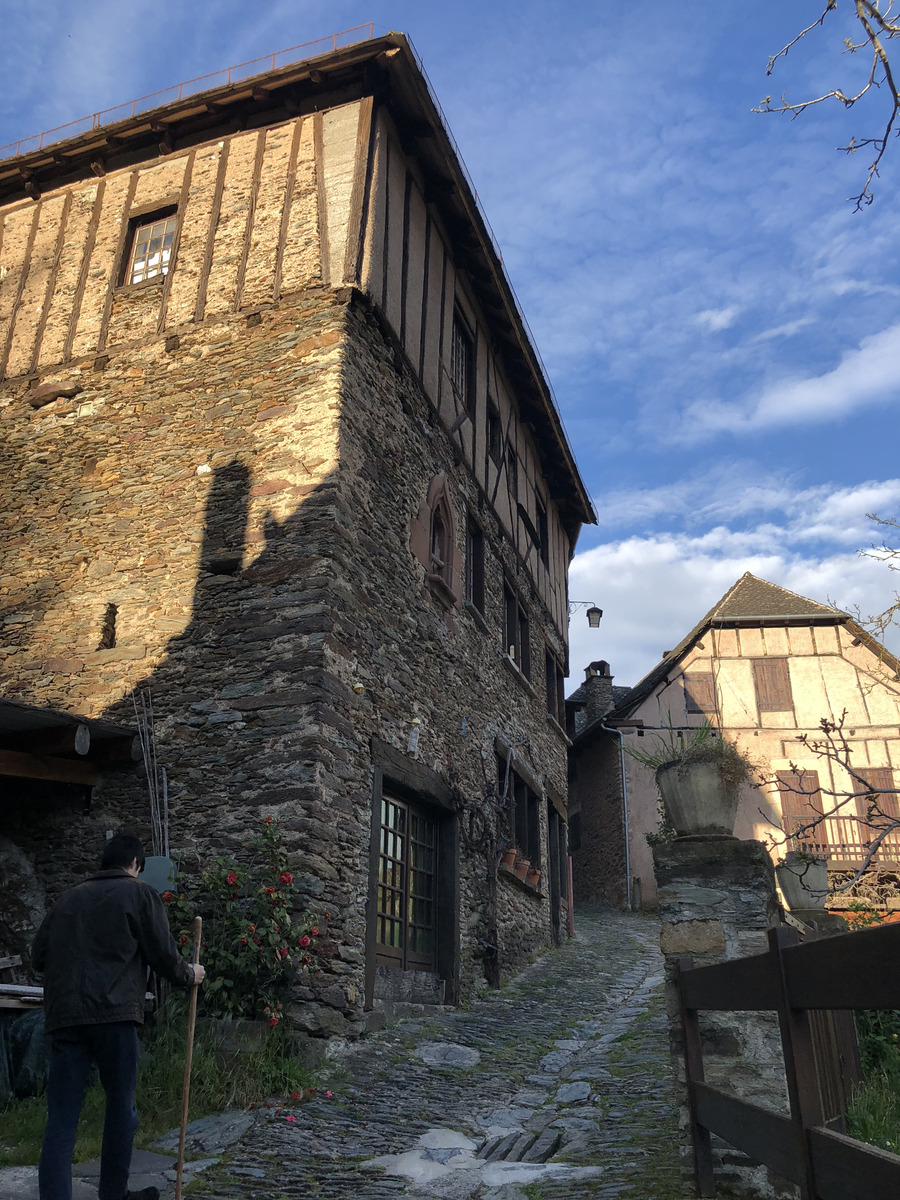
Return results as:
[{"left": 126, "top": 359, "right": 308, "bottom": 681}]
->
[{"left": 39, "top": 1022, "right": 140, "bottom": 1200}]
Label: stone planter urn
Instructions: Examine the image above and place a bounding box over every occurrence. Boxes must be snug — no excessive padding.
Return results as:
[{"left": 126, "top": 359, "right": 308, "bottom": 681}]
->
[
  {"left": 775, "top": 852, "right": 828, "bottom": 911},
  {"left": 656, "top": 760, "right": 740, "bottom": 839}
]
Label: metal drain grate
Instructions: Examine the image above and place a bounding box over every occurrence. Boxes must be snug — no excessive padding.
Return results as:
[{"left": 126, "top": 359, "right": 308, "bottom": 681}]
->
[{"left": 476, "top": 1128, "right": 561, "bottom": 1164}]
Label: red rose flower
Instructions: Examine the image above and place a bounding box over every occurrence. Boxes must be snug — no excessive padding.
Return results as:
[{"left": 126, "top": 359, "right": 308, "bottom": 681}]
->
[
  {"left": 162, "top": 891, "right": 174, "bottom": 903},
  {"left": 248, "top": 924, "right": 255, "bottom": 933},
  {"left": 290, "top": 1091, "right": 301, "bottom": 1101},
  {"left": 226, "top": 871, "right": 237, "bottom": 885},
  {"left": 298, "top": 935, "right": 310, "bottom": 948},
  {"left": 279, "top": 947, "right": 289, "bottom": 959},
  {"left": 264, "top": 816, "right": 273, "bottom": 825},
  {"left": 269, "top": 1016, "right": 279, "bottom": 1027},
  {"left": 179, "top": 934, "right": 189, "bottom": 945},
  {"left": 310, "top": 926, "right": 319, "bottom": 937},
  {"left": 241, "top": 937, "right": 248, "bottom": 945},
  {"left": 279, "top": 871, "right": 293, "bottom": 885},
  {"left": 264, "top": 886, "right": 275, "bottom": 895}
]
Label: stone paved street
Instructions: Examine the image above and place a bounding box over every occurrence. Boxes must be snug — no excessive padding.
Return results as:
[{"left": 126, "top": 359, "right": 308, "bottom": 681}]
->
[{"left": 189, "top": 907, "right": 691, "bottom": 1200}]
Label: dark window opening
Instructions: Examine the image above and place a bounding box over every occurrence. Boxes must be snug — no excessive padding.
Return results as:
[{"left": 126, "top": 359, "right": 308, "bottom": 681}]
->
[
  {"left": 568, "top": 810, "right": 582, "bottom": 853},
  {"left": 506, "top": 442, "right": 518, "bottom": 498},
  {"left": 429, "top": 501, "right": 456, "bottom": 593},
  {"left": 536, "top": 496, "right": 549, "bottom": 566},
  {"left": 123, "top": 209, "right": 178, "bottom": 285},
  {"left": 96, "top": 603, "right": 117, "bottom": 651},
  {"left": 465, "top": 517, "right": 485, "bottom": 614},
  {"left": 487, "top": 402, "right": 502, "bottom": 465},
  {"left": 546, "top": 649, "right": 565, "bottom": 725},
  {"left": 753, "top": 658, "right": 793, "bottom": 712},
  {"left": 511, "top": 771, "right": 540, "bottom": 864},
  {"left": 503, "top": 584, "right": 531, "bottom": 679},
  {"left": 450, "top": 311, "right": 475, "bottom": 413}
]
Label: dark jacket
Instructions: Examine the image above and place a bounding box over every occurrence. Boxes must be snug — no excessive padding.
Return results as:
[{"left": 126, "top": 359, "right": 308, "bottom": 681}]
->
[{"left": 32, "top": 868, "right": 193, "bottom": 1031}]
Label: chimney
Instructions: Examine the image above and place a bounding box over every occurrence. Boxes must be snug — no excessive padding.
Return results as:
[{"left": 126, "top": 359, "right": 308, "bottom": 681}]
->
[{"left": 583, "top": 660, "right": 615, "bottom": 721}]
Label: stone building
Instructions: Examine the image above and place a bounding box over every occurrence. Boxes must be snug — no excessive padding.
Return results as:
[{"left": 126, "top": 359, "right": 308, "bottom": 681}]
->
[
  {"left": 0, "top": 32, "right": 594, "bottom": 1037},
  {"left": 569, "top": 574, "right": 900, "bottom": 909}
]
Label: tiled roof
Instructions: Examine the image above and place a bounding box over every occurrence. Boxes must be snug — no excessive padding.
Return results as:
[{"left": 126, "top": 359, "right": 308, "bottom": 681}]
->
[{"left": 604, "top": 573, "right": 849, "bottom": 722}]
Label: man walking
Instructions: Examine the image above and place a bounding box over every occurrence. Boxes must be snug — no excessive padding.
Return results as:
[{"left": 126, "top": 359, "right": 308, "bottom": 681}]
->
[{"left": 32, "top": 832, "right": 206, "bottom": 1200}]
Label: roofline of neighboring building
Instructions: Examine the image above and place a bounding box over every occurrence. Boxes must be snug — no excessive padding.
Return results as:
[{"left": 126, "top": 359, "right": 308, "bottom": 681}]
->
[
  {"left": 572, "top": 612, "right": 900, "bottom": 741},
  {"left": 0, "top": 33, "right": 595, "bottom": 530}
]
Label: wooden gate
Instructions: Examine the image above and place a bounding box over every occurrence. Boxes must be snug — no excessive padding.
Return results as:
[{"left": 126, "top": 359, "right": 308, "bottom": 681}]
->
[{"left": 678, "top": 923, "right": 900, "bottom": 1199}]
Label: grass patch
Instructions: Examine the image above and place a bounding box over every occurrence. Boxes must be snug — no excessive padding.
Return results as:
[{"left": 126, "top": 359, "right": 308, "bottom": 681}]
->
[
  {"left": 0, "top": 1006, "right": 316, "bottom": 1169},
  {"left": 847, "top": 1010, "right": 900, "bottom": 1154}
]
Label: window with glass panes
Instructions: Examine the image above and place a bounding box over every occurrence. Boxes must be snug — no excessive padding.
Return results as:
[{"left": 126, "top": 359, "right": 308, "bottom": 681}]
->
[
  {"left": 375, "top": 792, "right": 437, "bottom": 972},
  {"left": 126, "top": 214, "right": 177, "bottom": 284}
]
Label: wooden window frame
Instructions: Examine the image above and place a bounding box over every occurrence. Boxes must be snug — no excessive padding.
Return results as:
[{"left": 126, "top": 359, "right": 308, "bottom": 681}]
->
[
  {"left": 777, "top": 769, "right": 827, "bottom": 855},
  {"left": 503, "top": 583, "right": 531, "bottom": 680},
  {"left": 119, "top": 205, "right": 179, "bottom": 287},
  {"left": 545, "top": 646, "right": 565, "bottom": 725},
  {"left": 450, "top": 308, "right": 475, "bottom": 414},
  {"left": 752, "top": 658, "right": 793, "bottom": 713}
]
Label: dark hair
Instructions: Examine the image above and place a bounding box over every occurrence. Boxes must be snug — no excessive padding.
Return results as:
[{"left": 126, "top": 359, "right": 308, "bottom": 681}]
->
[{"left": 101, "top": 832, "right": 146, "bottom": 873}]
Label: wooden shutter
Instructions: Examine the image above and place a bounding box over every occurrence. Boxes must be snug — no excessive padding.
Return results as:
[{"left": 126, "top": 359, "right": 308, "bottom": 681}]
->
[
  {"left": 777, "top": 769, "right": 826, "bottom": 853},
  {"left": 684, "top": 673, "right": 716, "bottom": 714},
  {"left": 853, "top": 768, "right": 899, "bottom": 861},
  {"left": 753, "top": 659, "right": 793, "bottom": 712}
]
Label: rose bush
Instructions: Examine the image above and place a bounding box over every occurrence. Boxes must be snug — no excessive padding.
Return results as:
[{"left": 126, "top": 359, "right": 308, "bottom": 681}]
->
[{"left": 165, "top": 818, "right": 319, "bottom": 1021}]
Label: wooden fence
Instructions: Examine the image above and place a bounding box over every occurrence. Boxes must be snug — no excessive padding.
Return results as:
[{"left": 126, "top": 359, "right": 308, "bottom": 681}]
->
[{"left": 678, "top": 922, "right": 900, "bottom": 1199}]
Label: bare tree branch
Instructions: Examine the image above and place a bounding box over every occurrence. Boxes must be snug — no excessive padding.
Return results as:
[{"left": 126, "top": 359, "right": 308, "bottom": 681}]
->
[{"left": 755, "top": 1, "right": 900, "bottom": 207}]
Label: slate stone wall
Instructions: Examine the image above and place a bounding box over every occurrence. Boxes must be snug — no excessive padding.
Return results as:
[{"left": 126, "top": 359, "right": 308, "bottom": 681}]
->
[
  {"left": 0, "top": 283, "right": 569, "bottom": 1036},
  {"left": 570, "top": 730, "right": 628, "bottom": 908},
  {"left": 653, "top": 839, "right": 792, "bottom": 1200}
]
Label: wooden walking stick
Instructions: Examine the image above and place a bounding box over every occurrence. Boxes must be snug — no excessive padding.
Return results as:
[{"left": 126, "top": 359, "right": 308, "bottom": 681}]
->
[{"left": 175, "top": 915, "right": 202, "bottom": 1200}]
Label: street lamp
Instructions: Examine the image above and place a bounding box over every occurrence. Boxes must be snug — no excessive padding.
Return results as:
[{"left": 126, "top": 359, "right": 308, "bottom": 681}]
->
[{"left": 568, "top": 600, "right": 603, "bottom": 628}]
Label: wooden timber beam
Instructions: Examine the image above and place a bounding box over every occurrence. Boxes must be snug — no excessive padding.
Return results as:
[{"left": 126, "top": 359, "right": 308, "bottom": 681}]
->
[
  {"left": 14, "top": 724, "right": 91, "bottom": 758},
  {"left": 0, "top": 749, "right": 99, "bottom": 786}
]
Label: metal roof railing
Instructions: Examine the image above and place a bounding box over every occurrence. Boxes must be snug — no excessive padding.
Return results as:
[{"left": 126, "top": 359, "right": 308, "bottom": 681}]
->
[{"left": 0, "top": 23, "right": 374, "bottom": 161}]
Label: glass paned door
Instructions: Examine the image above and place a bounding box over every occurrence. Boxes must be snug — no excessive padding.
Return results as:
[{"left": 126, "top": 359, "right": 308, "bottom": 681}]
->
[{"left": 376, "top": 793, "right": 437, "bottom": 971}]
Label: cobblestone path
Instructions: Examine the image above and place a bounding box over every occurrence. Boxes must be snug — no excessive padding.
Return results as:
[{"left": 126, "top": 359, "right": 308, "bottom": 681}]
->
[{"left": 190, "top": 907, "right": 691, "bottom": 1200}]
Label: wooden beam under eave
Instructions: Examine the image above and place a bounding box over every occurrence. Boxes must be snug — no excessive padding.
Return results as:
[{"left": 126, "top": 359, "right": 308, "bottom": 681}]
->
[{"left": 0, "top": 749, "right": 99, "bottom": 786}]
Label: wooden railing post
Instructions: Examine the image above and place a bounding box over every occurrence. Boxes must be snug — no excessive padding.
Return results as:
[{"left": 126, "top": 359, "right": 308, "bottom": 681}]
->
[
  {"left": 677, "top": 955, "right": 716, "bottom": 1197},
  {"left": 769, "top": 925, "right": 822, "bottom": 1200}
]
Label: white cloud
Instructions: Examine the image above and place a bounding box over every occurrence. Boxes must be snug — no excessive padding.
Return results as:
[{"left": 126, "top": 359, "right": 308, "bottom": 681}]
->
[
  {"left": 695, "top": 306, "right": 741, "bottom": 332},
  {"left": 680, "top": 322, "right": 900, "bottom": 439},
  {"left": 567, "top": 533, "right": 900, "bottom": 693}
]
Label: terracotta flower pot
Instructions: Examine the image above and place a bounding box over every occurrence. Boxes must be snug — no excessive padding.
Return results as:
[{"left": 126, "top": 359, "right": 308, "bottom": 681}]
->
[
  {"left": 526, "top": 868, "right": 541, "bottom": 888},
  {"left": 514, "top": 856, "right": 530, "bottom": 880},
  {"left": 776, "top": 853, "right": 828, "bottom": 911},
  {"left": 501, "top": 846, "right": 518, "bottom": 869},
  {"left": 656, "top": 760, "right": 740, "bottom": 839}
]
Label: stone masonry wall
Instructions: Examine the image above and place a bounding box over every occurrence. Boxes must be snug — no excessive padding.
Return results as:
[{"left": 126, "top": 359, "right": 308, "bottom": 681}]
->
[
  {"left": 0, "top": 282, "right": 570, "bottom": 1036},
  {"left": 570, "top": 729, "right": 628, "bottom": 908},
  {"left": 653, "top": 839, "right": 792, "bottom": 1200},
  {"left": 321, "top": 292, "right": 570, "bottom": 994}
]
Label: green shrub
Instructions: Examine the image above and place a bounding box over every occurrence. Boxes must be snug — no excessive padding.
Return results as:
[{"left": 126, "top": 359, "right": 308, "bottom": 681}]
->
[{"left": 165, "top": 817, "right": 322, "bottom": 1023}]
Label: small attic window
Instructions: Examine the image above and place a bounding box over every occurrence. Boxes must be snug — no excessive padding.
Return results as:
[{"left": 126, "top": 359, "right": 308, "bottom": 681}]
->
[{"left": 123, "top": 209, "right": 178, "bottom": 285}]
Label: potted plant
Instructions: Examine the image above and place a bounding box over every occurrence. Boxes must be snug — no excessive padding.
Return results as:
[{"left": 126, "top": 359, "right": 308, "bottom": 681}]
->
[
  {"left": 500, "top": 845, "right": 518, "bottom": 869},
  {"left": 776, "top": 849, "right": 828, "bottom": 911},
  {"left": 626, "top": 719, "right": 756, "bottom": 839},
  {"left": 526, "top": 865, "right": 542, "bottom": 889},
  {"left": 514, "top": 854, "right": 530, "bottom": 880}
]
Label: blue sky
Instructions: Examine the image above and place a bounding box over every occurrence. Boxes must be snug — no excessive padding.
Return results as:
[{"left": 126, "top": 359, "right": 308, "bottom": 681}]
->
[{"left": 4, "top": 2, "right": 900, "bottom": 687}]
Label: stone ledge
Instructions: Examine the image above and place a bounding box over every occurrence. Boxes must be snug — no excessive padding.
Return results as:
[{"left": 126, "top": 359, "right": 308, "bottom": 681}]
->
[
  {"left": 545, "top": 713, "right": 572, "bottom": 746},
  {"left": 500, "top": 653, "right": 537, "bottom": 698},
  {"left": 463, "top": 600, "right": 490, "bottom": 634},
  {"left": 498, "top": 861, "right": 545, "bottom": 898}
]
